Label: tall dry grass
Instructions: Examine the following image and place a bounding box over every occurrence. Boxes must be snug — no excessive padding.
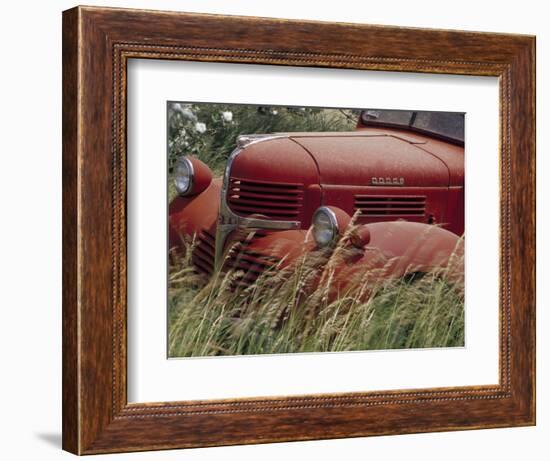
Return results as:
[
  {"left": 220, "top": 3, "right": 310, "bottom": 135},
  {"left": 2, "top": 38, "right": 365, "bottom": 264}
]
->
[{"left": 168, "top": 230, "right": 465, "bottom": 358}]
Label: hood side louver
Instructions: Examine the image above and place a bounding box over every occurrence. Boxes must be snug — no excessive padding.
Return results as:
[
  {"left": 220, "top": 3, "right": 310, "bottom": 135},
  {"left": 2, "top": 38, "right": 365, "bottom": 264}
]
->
[
  {"left": 228, "top": 177, "right": 304, "bottom": 221},
  {"left": 354, "top": 195, "right": 426, "bottom": 217}
]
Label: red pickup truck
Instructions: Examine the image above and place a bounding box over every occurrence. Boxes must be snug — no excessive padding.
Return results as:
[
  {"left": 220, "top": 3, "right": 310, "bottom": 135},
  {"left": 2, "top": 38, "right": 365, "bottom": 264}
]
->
[{"left": 169, "top": 110, "right": 464, "bottom": 290}]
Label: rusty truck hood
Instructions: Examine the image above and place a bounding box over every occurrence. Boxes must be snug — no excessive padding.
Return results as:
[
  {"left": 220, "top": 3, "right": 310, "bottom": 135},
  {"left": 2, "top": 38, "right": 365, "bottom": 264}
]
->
[{"left": 288, "top": 130, "right": 463, "bottom": 188}]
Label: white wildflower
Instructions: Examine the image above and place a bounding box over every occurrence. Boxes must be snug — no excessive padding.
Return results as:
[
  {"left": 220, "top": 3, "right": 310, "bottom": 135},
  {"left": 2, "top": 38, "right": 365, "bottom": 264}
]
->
[
  {"left": 195, "top": 122, "right": 206, "bottom": 133},
  {"left": 272, "top": 109, "right": 278, "bottom": 115},
  {"left": 221, "top": 111, "right": 233, "bottom": 122}
]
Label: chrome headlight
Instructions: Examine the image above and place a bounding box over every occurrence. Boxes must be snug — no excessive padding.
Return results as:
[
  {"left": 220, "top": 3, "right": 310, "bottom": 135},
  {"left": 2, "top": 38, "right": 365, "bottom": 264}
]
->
[
  {"left": 174, "top": 156, "right": 194, "bottom": 196},
  {"left": 312, "top": 207, "right": 339, "bottom": 247}
]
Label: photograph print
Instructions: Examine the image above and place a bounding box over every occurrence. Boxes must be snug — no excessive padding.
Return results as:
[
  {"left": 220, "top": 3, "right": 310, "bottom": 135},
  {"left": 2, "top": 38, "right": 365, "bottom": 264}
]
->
[{"left": 167, "top": 103, "right": 465, "bottom": 358}]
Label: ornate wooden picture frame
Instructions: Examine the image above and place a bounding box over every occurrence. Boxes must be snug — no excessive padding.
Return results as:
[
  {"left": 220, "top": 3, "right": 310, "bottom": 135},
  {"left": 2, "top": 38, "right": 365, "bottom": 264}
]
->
[{"left": 62, "top": 5, "right": 535, "bottom": 454}]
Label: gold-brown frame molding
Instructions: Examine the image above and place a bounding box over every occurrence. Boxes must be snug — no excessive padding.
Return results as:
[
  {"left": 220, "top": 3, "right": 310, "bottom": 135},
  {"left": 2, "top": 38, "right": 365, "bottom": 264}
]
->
[{"left": 62, "top": 5, "right": 535, "bottom": 454}]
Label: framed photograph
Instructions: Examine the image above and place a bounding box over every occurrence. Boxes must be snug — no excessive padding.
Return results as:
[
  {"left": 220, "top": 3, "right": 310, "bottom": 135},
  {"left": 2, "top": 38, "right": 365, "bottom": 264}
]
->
[{"left": 62, "top": 6, "right": 535, "bottom": 454}]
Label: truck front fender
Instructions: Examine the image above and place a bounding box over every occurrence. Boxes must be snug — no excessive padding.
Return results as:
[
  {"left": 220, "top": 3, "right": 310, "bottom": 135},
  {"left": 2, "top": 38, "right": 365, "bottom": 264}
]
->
[
  {"left": 168, "top": 178, "right": 221, "bottom": 252},
  {"left": 362, "top": 221, "right": 463, "bottom": 277},
  {"left": 328, "top": 221, "right": 463, "bottom": 296},
  {"left": 230, "top": 221, "right": 463, "bottom": 298}
]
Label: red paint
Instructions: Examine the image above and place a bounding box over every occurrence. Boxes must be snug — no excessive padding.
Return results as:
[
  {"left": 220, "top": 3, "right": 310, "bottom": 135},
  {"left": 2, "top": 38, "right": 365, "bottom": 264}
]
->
[
  {"left": 230, "top": 221, "right": 462, "bottom": 298},
  {"left": 187, "top": 156, "right": 213, "bottom": 196},
  {"left": 169, "top": 178, "right": 220, "bottom": 253},
  {"left": 169, "top": 115, "right": 464, "bottom": 281},
  {"left": 228, "top": 137, "right": 320, "bottom": 227},
  {"left": 291, "top": 134, "right": 450, "bottom": 187}
]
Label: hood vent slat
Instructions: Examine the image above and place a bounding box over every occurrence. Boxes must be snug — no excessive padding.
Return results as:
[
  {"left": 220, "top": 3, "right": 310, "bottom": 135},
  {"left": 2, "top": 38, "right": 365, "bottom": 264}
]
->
[{"left": 355, "top": 195, "right": 426, "bottom": 217}]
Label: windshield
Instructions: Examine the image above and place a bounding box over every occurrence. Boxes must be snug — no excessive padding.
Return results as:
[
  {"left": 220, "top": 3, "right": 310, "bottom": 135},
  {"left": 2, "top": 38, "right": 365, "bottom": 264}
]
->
[{"left": 360, "top": 110, "right": 464, "bottom": 144}]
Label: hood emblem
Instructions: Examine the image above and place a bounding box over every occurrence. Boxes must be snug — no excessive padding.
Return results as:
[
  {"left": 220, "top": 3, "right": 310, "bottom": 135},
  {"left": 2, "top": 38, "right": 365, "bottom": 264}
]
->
[{"left": 371, "top": 177, "right": 405, "bottom": 186}]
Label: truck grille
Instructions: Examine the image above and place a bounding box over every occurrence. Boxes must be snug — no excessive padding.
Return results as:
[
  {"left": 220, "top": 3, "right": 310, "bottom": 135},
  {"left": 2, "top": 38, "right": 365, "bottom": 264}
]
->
[
  {"left": 354, "top": 195, "right": 426, "bottom": 217},
  {"left": 225, "top": 230, "right": 279, "bottom": 288},
  {"left": 228, "top": 177, "right": 303, "bottom": 220},
  {"left": 192, "top": 228, "right": 216, "bottom": 275}
]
